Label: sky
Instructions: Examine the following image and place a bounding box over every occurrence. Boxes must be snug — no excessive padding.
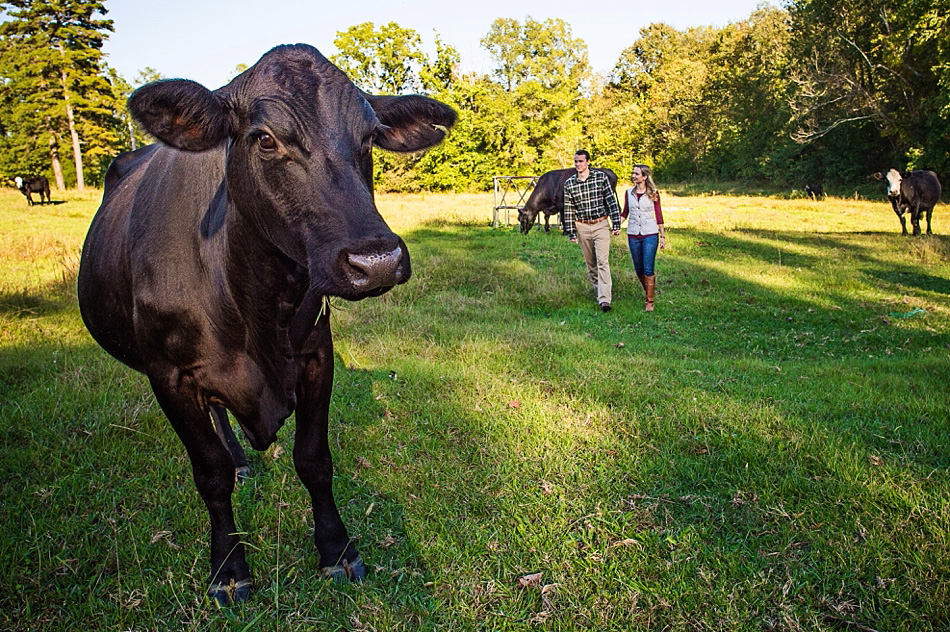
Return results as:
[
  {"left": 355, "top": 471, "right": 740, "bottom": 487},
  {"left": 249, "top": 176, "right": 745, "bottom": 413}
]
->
[{"left": 100, "top": 0, "right": 772, "bottom": 89}]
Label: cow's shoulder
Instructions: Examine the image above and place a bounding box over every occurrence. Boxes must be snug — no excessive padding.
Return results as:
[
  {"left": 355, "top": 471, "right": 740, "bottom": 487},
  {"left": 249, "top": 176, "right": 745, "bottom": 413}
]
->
[{"left": 103, "top": 145, "right": 159, "bottom": 196}]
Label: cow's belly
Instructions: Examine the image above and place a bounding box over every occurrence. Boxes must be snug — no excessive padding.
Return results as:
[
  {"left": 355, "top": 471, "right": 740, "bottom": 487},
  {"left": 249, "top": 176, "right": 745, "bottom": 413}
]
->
[{"left": 78, "top": 208, "right": 142, "bottom": 372}]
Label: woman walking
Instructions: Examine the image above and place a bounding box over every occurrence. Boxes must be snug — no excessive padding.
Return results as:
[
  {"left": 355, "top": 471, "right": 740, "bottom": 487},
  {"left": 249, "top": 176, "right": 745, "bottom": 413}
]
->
[{"left": 622, "top": 164, "right": 666, "bottom": 311}]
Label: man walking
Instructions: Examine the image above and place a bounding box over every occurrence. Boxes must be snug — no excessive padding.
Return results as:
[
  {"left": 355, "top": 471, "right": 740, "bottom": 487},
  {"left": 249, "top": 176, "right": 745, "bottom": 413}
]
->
[{"left": 563, "top": 150, "right": 622, "bottom": 311}]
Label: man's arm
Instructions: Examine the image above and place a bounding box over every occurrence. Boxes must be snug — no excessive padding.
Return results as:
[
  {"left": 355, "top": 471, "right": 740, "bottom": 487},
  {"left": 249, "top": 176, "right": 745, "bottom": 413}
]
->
[{"left": 563, "top": 180, "right": 577, "bottom": 240}]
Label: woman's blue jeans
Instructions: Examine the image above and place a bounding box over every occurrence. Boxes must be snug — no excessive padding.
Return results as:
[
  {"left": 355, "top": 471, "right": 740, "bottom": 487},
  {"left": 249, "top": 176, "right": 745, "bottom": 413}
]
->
[{"left": 628, "top": 234, "right": 659, "bottom": 276}]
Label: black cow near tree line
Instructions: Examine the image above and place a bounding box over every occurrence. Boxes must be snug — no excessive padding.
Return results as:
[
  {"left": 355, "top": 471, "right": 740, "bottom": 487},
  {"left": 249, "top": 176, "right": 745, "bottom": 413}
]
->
[
  {"left": 870, "top": 169, "right": 942, "bottom": 235},
  {"left": 518, "top": 167, "right": 619, "bottom": 235},
  {"left": 14, "top": 176, "right": 51, "bottom": 206},
  {"left": 76, "top": 44, "right": 456, "bottom": 605}
]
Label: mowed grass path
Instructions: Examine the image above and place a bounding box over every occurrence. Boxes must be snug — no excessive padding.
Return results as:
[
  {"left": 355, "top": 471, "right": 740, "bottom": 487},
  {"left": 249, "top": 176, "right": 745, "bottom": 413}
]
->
[{"left": 1, "top": 186, "right": 948, "bottom": 630}]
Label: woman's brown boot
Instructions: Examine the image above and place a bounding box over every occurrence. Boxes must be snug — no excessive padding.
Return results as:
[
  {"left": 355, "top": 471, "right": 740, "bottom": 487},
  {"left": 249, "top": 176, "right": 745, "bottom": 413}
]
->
[{"left": 644, "top": 275, "right": 655, "bottom": 311}]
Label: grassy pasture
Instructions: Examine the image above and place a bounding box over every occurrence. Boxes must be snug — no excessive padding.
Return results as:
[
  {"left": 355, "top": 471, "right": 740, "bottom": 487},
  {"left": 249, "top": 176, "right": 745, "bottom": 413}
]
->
[{"left": 1, "top": 185, "right": 948, "bottom": 631}]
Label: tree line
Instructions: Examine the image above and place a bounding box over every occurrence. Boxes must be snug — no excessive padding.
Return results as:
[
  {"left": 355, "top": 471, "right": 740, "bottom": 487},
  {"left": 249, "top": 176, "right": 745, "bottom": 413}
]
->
[{"left": 1, "top": 0, "right": 948, "bottom": 192}]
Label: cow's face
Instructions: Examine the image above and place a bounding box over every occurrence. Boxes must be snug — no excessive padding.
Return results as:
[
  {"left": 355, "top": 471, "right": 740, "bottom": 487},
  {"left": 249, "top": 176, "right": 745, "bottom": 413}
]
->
[
  {"left": 518, "top": 206, "right": 537, "bottom": 234},
  {"left": 128, "top": 45, "right": 456, "bottom": 301},
  {"left": 885, "top": 169, "right": 903, "bottom": 198}
]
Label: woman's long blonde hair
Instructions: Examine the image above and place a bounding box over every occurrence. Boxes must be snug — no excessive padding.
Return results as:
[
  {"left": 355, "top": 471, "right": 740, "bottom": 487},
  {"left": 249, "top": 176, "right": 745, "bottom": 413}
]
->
[{"left": 633, "top": 164, "right": 658, "bottom": 200}]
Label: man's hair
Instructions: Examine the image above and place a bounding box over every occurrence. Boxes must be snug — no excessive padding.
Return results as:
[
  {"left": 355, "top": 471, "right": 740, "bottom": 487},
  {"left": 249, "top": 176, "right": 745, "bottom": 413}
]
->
[{"left": 574, "top": 150, "right": 590, "bottom": 161}]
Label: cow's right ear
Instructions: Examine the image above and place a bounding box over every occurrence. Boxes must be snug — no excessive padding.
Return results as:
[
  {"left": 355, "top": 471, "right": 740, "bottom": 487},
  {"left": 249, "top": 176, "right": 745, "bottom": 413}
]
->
[{"left": 129, "top": 80, "right": 231, "bottom": 152}]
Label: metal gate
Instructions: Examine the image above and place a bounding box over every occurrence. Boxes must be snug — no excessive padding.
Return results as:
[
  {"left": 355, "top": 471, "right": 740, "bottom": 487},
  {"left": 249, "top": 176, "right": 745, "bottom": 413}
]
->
[{"left": 492, "top": 175, "right": 538, "bottom": 228}]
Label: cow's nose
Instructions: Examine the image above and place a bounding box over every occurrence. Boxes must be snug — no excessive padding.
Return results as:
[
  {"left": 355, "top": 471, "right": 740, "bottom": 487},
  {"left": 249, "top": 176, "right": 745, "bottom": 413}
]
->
[{"left": 345, "top": 245, "right": 409, "bottom": 292}]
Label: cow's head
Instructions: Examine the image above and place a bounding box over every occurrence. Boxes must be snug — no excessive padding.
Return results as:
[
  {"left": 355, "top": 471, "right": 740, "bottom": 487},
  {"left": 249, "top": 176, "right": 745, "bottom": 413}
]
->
[
  {"left": 128, "top": 44, "right": 456, "bottom": 300},
  {"left": 14, "top": 176, "right": 22, "bottom": 190},
  {"left": 518, "top": 204, "right": 539, "bottom": 235},
  {"left": 885, "top": 169, "right": 902, "bottom": 198}
]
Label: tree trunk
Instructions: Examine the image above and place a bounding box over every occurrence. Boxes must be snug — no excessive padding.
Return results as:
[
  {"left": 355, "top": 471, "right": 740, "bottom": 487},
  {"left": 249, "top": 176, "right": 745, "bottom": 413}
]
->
[
  {"left": 47, "top": 129, "right": 66, "bottom": 191},
  {"left": 58, "top": 50, "right": 84, "bottom": 191},
  {"left": 65, "top": 99, "right": 85, "bottom": 191}
]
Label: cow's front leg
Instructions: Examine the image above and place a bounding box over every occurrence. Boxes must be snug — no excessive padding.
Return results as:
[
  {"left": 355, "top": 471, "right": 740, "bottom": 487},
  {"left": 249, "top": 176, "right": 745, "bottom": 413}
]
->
[
  {"left": 910, "top": 204, "right": 922, "bottom": 236},
  {"left": 543, "top": 212, "right": 551, "bottom": 233},
  {"left": 294, "top": 313, "right": 365, "bottom": 582},
  {"left": 150, "top": 375, "right": 252, "bottom": 604},
  {"left": 896, "top": 209, "right": 908, "bottom": 235},
  {"left": 926, "top": 206, "right": 934, "bottom": 235}
]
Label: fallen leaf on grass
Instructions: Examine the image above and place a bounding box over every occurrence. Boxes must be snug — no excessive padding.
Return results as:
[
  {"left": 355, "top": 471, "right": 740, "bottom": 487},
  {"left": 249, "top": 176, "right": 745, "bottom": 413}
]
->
[
  {"left": 540, "top": 480, "right": 554, "bottom": 495},
  {"left": 356, "top": 456, "right": 372, "bottom": 470},
  {"left": 516, "top": 572, "right": 543, "bottom": 589},
  {"left": 379, "top": 534, "right": 397, "bottom": 549},
  {"left": 530, "top": 612, "right": 551, "bottom": 624},
  {"left": 869, "top": 455, "right": 884, "bottom": 466},
  {"left": 610, "top": 539, "right": 643, "bottom": 549},
  {"left": 151, "top": 531, "right": 182, "bottom": 550},
  {"left": 271, "top": 444, "right": 284, "bottom": 460},
  {"left": 508, "top": 400, "right": 521, "bottom": 409}
]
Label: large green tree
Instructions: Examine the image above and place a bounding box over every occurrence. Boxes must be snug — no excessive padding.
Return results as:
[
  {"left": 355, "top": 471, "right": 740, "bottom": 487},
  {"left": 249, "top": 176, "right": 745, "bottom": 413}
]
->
[
  {"left": 331, "top": 22, "right": 425, "bottom": 94},
  {"left": 481, "top": 17, "right": 590, "bottom": 172},
  {"left": 785, "top": 0, "right": 950, "bottom": 175},
  {"left": 0, "top": 0, "right": 114, "bottom": 190}
]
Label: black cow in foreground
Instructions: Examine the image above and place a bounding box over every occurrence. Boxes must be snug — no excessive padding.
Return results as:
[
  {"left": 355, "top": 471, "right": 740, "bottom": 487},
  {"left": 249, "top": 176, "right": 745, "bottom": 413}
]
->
[
  {"left": 804, "top": 183, "right": 823, "bottom": 201},
  {"left": 870, "top": 169, "right": 942, "bottom": 235},
  {"left": 15, "top": 176, "right": 51, "bottom": 206},
  {"left": 518, "top": 167, "right": 618, "bottom": 234},
  {"left": 77, "top": 44, "right": 456, "bottom": 605}
]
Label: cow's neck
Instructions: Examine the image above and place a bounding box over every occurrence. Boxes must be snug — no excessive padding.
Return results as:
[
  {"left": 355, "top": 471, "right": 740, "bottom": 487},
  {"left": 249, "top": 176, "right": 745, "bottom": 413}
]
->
[{"left": 220, "top": 198, "right": 311, "bottom": 399}]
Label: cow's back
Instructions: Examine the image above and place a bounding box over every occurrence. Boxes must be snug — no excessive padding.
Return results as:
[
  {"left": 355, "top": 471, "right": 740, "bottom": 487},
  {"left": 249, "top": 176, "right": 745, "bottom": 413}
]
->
[
  {"left": 914, "top": 170, "right": 942, "bottom": 205},
  {"left": 78, "top": 146, "right": 160, "bottom": 371}
]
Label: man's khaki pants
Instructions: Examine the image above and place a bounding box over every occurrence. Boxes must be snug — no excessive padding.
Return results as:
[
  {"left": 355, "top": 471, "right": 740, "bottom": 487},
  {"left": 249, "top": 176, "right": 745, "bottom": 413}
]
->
[{"left": 576, "top": 219, "right": 612, "bottom": 305}]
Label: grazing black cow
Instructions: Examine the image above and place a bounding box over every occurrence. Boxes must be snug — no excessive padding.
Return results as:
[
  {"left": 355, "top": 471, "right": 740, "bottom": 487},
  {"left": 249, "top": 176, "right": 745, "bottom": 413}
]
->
[
  {"left": 15, "top": 176, "right": 51, "bottom": 206},
  {"left": 870, "top": 169, "right": 942, "bottom": 235},
  {"left": 518, "top": 167, "right": 618, "bottom": 234},
  {"left": 804, "top": 183, "right": 823, "bottom": 201},
  {"left": 77, "top": 44, "right": 456, "bottom": 605}
]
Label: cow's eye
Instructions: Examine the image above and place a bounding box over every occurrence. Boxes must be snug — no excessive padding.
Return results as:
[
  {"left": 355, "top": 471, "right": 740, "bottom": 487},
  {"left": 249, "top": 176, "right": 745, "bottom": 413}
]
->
[{"left": 257, "top": 133, "right": 277, "bottom": 151}]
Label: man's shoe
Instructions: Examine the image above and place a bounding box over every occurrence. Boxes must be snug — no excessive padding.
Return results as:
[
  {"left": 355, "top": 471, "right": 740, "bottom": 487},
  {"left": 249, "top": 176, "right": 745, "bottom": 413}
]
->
[{"left": 600, "top": 302, "right": 611, "bottom": 312}]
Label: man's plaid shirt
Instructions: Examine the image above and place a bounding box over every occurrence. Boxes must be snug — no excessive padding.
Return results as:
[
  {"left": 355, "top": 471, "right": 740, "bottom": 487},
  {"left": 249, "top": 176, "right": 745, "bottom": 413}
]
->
[{"left": 562, "top": 170, "right": 621, "bottom": 239}]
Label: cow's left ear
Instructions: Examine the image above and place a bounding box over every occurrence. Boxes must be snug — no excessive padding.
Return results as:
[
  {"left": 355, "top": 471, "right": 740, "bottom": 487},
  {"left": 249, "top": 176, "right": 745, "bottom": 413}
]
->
[
  {"left": 129, "top": 79, "right": 232, "bottom": 152},
  {"left": 366, "top": 94, "right": 457, "bottom": 153}
]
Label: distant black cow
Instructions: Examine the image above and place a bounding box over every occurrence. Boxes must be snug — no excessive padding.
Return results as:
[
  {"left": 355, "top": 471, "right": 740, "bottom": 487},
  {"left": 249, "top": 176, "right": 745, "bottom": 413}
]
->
[
  {"left": 77, "top": 44, "right": 456, "bottom": 605},
  {"left": 15, "top": 176, "right": 51, "bottom": 206},
  {"left": 804, "top": 184, "right": 823, "bottom": 201},
  {"left": 518, "top": 167, "right": 618, "bottom": 234},
  {"left": 870, "top": 169, "right": 942, "bottom": 235}
]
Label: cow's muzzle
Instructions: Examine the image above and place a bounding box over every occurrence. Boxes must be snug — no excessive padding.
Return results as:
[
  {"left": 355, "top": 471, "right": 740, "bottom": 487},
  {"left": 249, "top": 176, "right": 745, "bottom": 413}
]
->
[{"left": 342, "top": 244, "right": 410, "bottom": 296}]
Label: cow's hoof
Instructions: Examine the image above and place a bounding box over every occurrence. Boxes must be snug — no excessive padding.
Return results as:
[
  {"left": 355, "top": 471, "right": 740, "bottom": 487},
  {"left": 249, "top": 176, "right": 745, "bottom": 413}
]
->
[
  {"left": 235, "top": 465, "right": 251, "bottom": 481},
  {"left": 208, "top": 577, "right": 253, "bottom": 606},
  {"left": 322, "top": 555, "right": 366, "bottom": 583}
]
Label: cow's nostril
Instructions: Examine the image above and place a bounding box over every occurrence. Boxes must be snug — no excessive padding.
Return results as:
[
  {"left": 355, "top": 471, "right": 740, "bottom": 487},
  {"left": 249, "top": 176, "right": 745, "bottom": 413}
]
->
[{"left": 346, "top": 246, "right": 407, "bottom": 291}]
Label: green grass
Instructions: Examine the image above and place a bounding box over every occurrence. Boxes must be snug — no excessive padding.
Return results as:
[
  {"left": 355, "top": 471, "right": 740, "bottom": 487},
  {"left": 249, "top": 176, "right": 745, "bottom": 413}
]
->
[{"left": 1, "top": 187, "right": 948, "bottom": 630}]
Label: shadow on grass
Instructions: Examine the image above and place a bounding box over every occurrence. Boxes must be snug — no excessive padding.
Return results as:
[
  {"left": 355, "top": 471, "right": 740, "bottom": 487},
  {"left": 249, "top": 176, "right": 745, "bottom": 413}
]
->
[
  {"left": 0, "top": 270, "right": 78, "bottom": 317},
  {"left": 1, "top": 334, "right": 434, "bottom": 627}
]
